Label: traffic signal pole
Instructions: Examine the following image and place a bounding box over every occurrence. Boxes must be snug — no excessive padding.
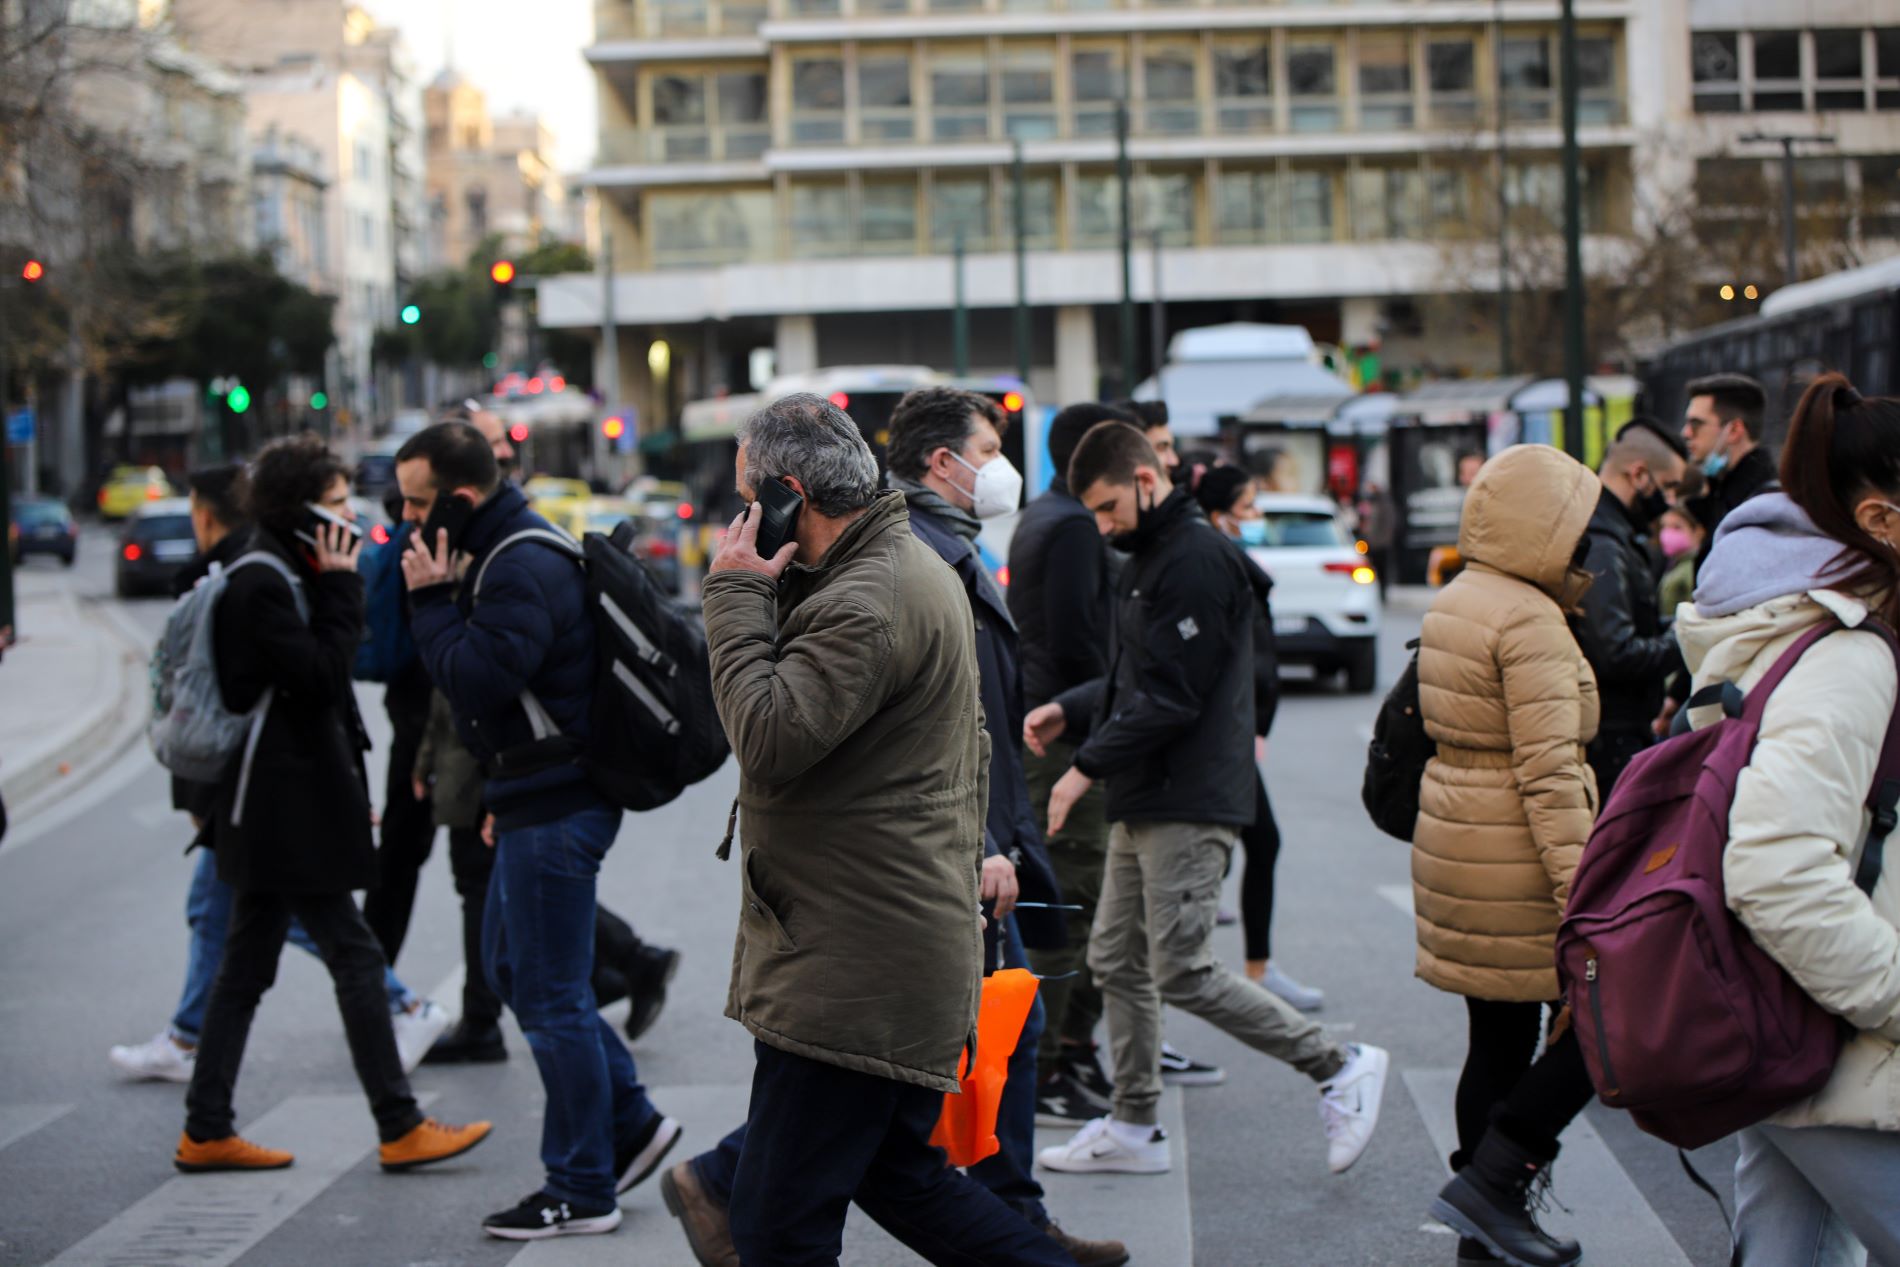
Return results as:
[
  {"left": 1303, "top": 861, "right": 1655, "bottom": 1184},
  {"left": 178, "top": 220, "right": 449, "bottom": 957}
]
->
[
  {"left": 1116, "top": 102, "right": 1135, "bottom": 397},
  {"left": 1558, "top": 0, "right": 1587, "bottom": 461},
  {"left": 952, "top": 229, "right": 969, "bottom": 376},
  {"left": 1012, "top": 141, "right": 1030, "bottom": 388}
]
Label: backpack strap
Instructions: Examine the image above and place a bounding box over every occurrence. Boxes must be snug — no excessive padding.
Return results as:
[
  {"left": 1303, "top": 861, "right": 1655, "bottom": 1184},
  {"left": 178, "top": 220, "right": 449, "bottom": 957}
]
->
[
  {"left": 1849, "top": 618, "right": 1900, "bottom": 897},
  {"left": 227, "top": 550, "right": 310, "bottom": 623},
  {"left": 1738, "top": 618, "right": 1844, "bottom": 725},
  {"left": 469, "top": 527, "right": 585, "bottom": 751}
]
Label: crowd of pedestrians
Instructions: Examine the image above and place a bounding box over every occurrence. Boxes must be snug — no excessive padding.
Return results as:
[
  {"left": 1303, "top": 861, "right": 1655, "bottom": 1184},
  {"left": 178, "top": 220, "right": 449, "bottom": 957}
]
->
[{"left": 94, "top": 360, "right": 1900, "bottom": 1267}]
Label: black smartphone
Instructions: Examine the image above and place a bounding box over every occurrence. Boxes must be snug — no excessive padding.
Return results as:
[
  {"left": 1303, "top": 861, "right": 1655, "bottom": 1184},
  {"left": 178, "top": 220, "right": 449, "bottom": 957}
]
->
[
  {"left": 752, "top": 477, "right": 804, "bottom": 560},
  {"left": 295, "top": 502, "right": 364, "bottom": 553},
  {"left": 419, "top": 492, "right": 475, "bottom": 554}
]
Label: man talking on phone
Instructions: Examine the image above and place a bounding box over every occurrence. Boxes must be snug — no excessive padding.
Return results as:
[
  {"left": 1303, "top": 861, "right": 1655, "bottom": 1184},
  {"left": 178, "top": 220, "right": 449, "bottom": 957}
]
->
[
  {"left": 394, "top": 422, "right": 681, "bottom": 1241},
  {"left": 659, "top": 394, "right": 1072, "bottom": 1267}
]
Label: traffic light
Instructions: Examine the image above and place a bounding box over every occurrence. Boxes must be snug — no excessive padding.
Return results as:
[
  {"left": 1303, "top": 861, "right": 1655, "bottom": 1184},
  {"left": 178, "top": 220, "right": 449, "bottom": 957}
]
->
[
  {"left": 227, "top": 384, "right": 251, "bottom": 415},
  {"left": 21, "top": 260, "right": 44, "bottom": 283},
  {"left": 400, "top": 303, "right": 421, "bottom": 325},
  {"left": 490, "top": 260, "right": 516, "bottom": 288},
  {"left": 602, "top": 416, "right": 626, "bottom": 441},
  {"left": 310, "top": 391, "right": 329, "bottom": 410}
]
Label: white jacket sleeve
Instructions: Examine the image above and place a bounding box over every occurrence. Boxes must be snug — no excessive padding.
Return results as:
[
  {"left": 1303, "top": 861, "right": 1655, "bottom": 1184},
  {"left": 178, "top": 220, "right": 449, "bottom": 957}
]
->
[{"left": 1724, "top": 629, "right": 1900, "bottom": 1043}]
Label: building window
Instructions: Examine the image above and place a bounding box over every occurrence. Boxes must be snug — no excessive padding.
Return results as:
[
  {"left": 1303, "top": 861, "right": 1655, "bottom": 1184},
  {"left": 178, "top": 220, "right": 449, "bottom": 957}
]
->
[
  {"left": 1287, "top": 41, "right": 1339, "bottom": 133},
  {"left": 652, "top": 74, "right": 709, "bottom": 160},
  {"left": 1350, "top": 161, "right": 1424, "bottom": 240},
  {"left": 1814, "top": 28, "right": 1866, "bottom": 110},
  {"left": 1879, "top": 28, "right": 1900, "bottom": 109},
  {"left": 1006, "top": 169, "right": 1058, "bottom": 246},
  {"left": 1213, "top": 40, "right": 1272, "bottom": 134},
  {"left": 1861, "top": 155, "right": 1900, "bottom": 235},
  {"left": 1073, "top": 172, "right": 1121, "bottom": 246},
  {"left": 786, "top": 0, "right": 839, "bottom": 15},
  {"left": 1000, "top": 47, "right": 1057, "bottom": 141},
  {"left": 1286, "top": 166, "right": 1335, "bottom": 242},
  {"left": 1141, "top": 46, "right": 1199, "bottom": 136},
  {"left": 718, "top": 71, "right": 769, "bottom": 158},
  {"left": 1428, "top": 164, "right": 1477, "bottom": 238},
  {"left": 1140, "top": 170, "right": 1196, "bottom": 244},
  {"left": 859, "top": 53, "right": 915, "bottom": 142},
  {"left": 648, "top": 189, "right": 774, "bottom": 265},
  {"left": 929, "top": 173, "right": 990, "bottom": 249},
  {"left": 1426, "top": 38, "right": 1478, "bottom": 125},
  {"left": 1072, "top": 47, "right": 1125, "bottom": 138},
  {"left": 1500, "top": 35, "right": 1553, "bottom": 122},
  {"left": 789, "top": 180, "right": 852, "bottom": 256},
  {"left": 930, "top": 50, "right": 991, "bottom": 142},
  {"left": 1752, "top": 30, "right": 1803, "bottom": 111},
  {"left": 859, "top": 175, "right": 918, "bottom": 251},
  {"left": 1576, "top": 36, "right": 1618, "bottom": 124},
  {"left": 649, "top": 0, "right": 707, "bottom": 37},
  {"left": 1216, "top": 167, "right": 1278, "bottom": 244},
  {"left": 1358, "top": 33, "right": 1414, "bottom": 130},
  {"left": 791, "top": 57, "right": 846, "bottom": 145},
  {"left": 1692, "top": 30, "right": 1742, "bottom": 112}
]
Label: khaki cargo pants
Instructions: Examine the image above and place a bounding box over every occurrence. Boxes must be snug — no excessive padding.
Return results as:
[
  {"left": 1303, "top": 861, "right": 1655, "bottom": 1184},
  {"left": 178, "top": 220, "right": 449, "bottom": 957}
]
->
[
  {"left": 1089, "top": 820, "right": 1346, "bottom": 1126},
  {"left": 1024, "top": 740, "right": 1108, "bottom": 1079}
]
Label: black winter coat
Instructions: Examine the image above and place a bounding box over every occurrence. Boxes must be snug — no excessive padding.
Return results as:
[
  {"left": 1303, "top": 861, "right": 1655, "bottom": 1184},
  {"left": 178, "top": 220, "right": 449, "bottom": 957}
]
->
[
  {"left": 1230, "top": 538, "right": 1281, "bottom": 739},
  {"left": 209, "top": 528, "right": 375, "bottom": 894},
  {"left": 908, "top": 501, "right": 1066, "bottom": 951},
  {"left": 1689, "top": 445, "right": 1777, "bottom": 577},
  {"left": 1572, "top": 488, "right": 1681, "bottom": 737},
  {"left": 1007, "top": 480, "right": 1112, "bottom": 709},
  {"left": 1057, "top": 487, "right": 1257, "bottom": 827}
]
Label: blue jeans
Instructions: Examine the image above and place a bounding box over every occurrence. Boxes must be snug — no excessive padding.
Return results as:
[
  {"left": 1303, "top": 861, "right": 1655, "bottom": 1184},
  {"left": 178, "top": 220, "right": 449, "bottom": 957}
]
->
[
  {"left": 486, "top": 803, "right": 657, "bottom": 1207},
  {"left": 1736, "top": 1122, "right": 1900, "bottom": 1266},
  {"left": 172, "top": 847, "right": 410, "bottom": 1045}
]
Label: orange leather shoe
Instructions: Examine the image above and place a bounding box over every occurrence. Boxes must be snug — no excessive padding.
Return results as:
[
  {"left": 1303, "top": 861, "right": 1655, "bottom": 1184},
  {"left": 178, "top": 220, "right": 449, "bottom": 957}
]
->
[
  {"left": 379, "top": 1117, "right": 493, "bottom": 1172},
  {"left": 174, "top": 1131, "right": 294, "bottom": 1173}
]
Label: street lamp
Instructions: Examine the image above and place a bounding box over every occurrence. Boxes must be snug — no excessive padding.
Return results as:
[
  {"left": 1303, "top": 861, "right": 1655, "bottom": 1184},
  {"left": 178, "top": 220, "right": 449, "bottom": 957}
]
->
[{"left": 1738, "top": 131, "right": 1838, "bottom": 288}]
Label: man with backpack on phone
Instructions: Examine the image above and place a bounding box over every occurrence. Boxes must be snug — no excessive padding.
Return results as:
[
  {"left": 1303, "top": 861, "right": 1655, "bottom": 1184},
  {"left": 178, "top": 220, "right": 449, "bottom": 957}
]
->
[{"left": 395, "top": 422, "right": 682, "bottom": 1240}]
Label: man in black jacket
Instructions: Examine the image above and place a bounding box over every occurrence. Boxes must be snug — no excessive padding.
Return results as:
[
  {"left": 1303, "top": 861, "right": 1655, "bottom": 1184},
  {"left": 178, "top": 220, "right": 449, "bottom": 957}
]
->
[
  {"left": 1006, "top": 401, "right": 1133, "bottom": 1120},
  {"left": 1025, "top": 422, "right": 1389, "bottom": 1180},
  {"left": 1680, "top": 372, "right": 1775, "bottom": 577},
  {"left": 1573, "top": 424, "right": 1687, "bottom": 797}
]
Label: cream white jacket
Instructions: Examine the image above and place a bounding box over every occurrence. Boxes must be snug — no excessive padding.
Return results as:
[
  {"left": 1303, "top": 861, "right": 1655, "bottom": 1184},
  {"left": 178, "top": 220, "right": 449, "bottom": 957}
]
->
[{"left": 1676, "top": 588, "right": 1900, "bottom": 1131}]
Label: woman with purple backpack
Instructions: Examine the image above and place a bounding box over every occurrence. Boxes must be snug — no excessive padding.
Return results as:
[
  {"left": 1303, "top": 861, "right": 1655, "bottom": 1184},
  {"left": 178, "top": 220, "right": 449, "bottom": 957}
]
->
[{"left": 1669, "top": 373, "right": 1900, "bottom": 1266}]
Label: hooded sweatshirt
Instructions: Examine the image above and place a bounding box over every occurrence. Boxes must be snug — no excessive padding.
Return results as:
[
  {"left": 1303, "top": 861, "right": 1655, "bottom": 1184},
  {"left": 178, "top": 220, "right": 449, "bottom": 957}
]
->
[{"left": 1674, "top": 505, "right": 1900, "bottom": 1131}]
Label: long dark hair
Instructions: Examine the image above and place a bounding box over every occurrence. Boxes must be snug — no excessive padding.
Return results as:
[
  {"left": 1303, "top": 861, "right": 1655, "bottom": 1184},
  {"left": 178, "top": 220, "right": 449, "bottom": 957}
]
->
[{"left": 1779, "top": 372, "right": 1900, "bottom": 625}]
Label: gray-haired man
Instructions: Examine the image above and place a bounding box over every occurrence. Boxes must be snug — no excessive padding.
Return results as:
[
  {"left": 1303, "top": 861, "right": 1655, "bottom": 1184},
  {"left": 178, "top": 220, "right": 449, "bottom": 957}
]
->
[{"left": 661, "top": 394, "right": 1073, "bottom": 1267}]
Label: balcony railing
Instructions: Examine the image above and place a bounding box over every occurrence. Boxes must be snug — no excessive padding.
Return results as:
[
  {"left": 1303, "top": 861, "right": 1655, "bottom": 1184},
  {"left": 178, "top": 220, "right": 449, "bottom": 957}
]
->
[
  {"left": 595, "top": 0, "right": 766, "bottom": 41},
  {"left": 598, "top": 125, "right": 772, "bottom": 165}
]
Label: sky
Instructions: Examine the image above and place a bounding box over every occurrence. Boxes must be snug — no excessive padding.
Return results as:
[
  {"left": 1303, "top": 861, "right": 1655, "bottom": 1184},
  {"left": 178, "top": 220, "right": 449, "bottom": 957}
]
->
[{"left": 360, "top": 0, "right": 599, "bottom": 173}]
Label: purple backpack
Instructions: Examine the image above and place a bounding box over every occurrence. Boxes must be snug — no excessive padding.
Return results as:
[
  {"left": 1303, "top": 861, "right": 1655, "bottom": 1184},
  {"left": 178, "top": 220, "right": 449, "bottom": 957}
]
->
[{"left": 1555, "top": 617, "right": 1900, "bottom": 1150}]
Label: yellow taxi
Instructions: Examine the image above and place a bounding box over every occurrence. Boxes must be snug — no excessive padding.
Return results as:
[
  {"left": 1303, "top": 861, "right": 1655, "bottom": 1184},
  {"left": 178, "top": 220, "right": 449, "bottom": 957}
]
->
[
  {"left": 97, "top": 466, "right": 175, "bottom": 520},
  {"left": 523, "top": 475, "right": 592, "bottom": 529}
]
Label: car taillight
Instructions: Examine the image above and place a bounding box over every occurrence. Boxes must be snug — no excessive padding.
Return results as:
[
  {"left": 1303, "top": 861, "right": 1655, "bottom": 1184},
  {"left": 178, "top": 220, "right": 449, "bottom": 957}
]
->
[
  {"left": 67, "top": 522, "right": 78, "bottom": 536},
  {"left": 370, "top": 523, "right": 390, "bottom": 545},
  {"left": 146, "top": 485, "right": 163, "bottom": 500},
  {"left": 643, "top": 539, "right": 678, "bottom": 559},
  {"left": 677, "top": 503, "right": 694, "bottom": 520},
  {"left": 1323, "top": 562, "right": 1377, "bottom": 585},
  {"left": 97, "top": 490, "right": 108, "bottom": 506},
  {"left": 123, "top": 542, "right": 142, "bottom": 561}
]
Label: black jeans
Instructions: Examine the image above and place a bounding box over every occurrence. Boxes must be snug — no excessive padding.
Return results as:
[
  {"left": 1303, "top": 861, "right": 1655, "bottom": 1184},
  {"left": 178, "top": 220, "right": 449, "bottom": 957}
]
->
[
  {"left": 590, "top": 904, "right": 649, "bottom": 1008},
  {"left": 447, "top": 826, "right": 503, "bottom": 1025},
  {"left": 362, "top": 689, "right": 435, "bottom": 963},
  {"left": 1238, "top": 773, "right": 1280, "bottom": 962},
  {"left": 1587, "top": 727, "right": 1653, "bottom": 806},
  {"left": 1455, "top": 998, "right": 1596, "bottom": 1163},
  {"left": 185, "top": 890, "right": 423, "bottom": 1145},
  {"left": 716, "top": 1042, "right": 1075, "bottom": 1267}
]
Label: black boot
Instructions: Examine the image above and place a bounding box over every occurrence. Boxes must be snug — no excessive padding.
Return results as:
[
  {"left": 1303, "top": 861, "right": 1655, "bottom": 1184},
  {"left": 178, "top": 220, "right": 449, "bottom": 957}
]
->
[
  {"left": 624, "top": 945, "right": 681, "bottom": 1042},
  {"left": 422, "top": 1018, "right": 506, "bottom": 1065},
  {"left": 1429, "top": 1130, "right": 1580, "bottom": 1267},
  {"left": 1457, "top": 1238, "right": 1500, "bottom": 1263}
]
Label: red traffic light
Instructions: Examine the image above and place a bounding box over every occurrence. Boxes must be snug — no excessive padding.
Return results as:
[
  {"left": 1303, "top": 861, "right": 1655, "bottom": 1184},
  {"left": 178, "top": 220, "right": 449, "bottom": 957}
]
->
[
  {"left": 508, "top": 423, "right": 529, "bottom": 443},
  {"left": 602, "top": 416, "right": 626, "bottom": 440},
  {"left": 21, "top": 259, "right": 44, "bottom": 282},
  {"left": 490, "top": 260, "right": 516, "bottom": 285},
  {"left": 1002, "top": 391, "right": 1024, "bottom": 412},
  {"left": 829, "top": 392, "right": 850, "bottom": 409}
]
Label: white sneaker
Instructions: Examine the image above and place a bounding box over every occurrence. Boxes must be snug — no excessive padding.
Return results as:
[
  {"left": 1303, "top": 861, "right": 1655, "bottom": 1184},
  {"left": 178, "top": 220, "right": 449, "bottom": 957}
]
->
[
  {"left": 392, "top": 999, "right": 452, "bottom": 1074},
  {"left": 1263, "top": 963, "right": 1326, "bottom": 1013},
  {"left": 1037, "top": 1116, "right": 1171, "bottom": 1175},
  {"left": 1318, "top": 1043, "right": 1389, "bottom": 1174},
  {"left": 108, "top": 1030, "right": 195, "bottom": 1083}
]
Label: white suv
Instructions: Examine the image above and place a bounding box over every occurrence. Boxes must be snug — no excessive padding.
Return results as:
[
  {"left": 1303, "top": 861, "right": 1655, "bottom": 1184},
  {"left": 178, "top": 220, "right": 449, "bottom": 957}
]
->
[{"left": 1245, "top": 493, "right": 1383, "bottom": 693}]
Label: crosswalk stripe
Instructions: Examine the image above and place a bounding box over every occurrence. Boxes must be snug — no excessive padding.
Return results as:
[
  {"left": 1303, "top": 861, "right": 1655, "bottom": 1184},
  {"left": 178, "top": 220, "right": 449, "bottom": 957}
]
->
[
  {"left": 0, "top": 1103, "right": 73, "bottom": 1153},
  {"left": 45, "top": 1092, "right": 434, "bottom": 1267},
  {"left": 505, "top": 1082, "right": 1194, "bottom": 1266},
  {"left": 1403, "top": 1068, "right": 1692, "bottom": 1266}
]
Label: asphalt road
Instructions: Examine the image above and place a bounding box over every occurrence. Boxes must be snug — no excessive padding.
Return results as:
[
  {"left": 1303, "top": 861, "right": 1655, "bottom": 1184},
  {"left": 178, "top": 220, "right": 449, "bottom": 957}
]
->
[{"left": 0, "top": 528, "right": 1737, "bottom": 1266}]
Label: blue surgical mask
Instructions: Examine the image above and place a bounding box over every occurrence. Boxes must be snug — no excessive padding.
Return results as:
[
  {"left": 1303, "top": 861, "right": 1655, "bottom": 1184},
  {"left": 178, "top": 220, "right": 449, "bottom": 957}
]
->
[
  {"left": 1702, "top": 451, "right": 1729, "bottom": 479},
  {"left": 1238, "top": 520, "right": 1268, "bottom": 547}
]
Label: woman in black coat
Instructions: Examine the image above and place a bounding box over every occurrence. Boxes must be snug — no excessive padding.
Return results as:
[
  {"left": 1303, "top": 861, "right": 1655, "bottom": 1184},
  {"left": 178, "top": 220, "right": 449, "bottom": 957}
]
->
[
  {"left": 175, "top": 434, "right": 490, "bottom": 1175},
  {"left": 1194, "top": 464, "right": 1326, "bottom": 1013}
]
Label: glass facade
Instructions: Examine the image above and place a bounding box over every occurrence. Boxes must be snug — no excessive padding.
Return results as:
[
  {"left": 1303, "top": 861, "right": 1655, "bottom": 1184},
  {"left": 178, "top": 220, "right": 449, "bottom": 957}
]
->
[{"left": 1692, "top": 26, "right": 1900, "bottom": 113}]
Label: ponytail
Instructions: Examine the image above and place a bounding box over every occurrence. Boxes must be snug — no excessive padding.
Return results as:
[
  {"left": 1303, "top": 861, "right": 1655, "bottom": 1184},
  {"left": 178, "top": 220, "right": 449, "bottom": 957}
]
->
[{"left": 1780, "top": 372, "right": 1900, "bottom": 626}]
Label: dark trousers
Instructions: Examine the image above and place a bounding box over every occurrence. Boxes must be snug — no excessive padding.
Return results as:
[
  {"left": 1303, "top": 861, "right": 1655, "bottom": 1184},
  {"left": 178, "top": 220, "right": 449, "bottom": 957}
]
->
[
  {"left": 696, "top": 1043, "right": 1075, "bottom": 1267},
  {"left": 590, "top": 904, "right": 649, "bottom": 1008},
  {"left": 1455, "top": 998, "right": 1596, "bottom": 1164},
  {"left": 1238, "top": 773, "right": 1280, "bottom": 963},
  {"left": 446, "top": 826, "right": 503, "bottom": 1026},
  {"left": 185, "top": 890, "right": 423, "bottom": 1145},
  {"left": 1587, "top": 727, "right": 1652, "bottom": 806},
  {"left": 362, "top": 693, "right": 435, "bottom": 964}
]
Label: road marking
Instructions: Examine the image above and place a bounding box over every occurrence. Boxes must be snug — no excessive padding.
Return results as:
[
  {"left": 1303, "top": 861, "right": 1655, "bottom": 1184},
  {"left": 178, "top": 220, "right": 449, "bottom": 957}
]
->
[
  {"left": 1377, "top": 884, "right": 1414, "bottom": 915},
  {"left": 506, "top": 1083, "right": 1193, "bottom": 1266},
  {"left": 45, "top": 1092, "right": 434, "bottom": 1267},
  {"left": 1403, "top": 1069, "right": 1692, "bottom": 1266},
  {"left": 0, "top": 1103, "right": 73, "bottom": 1153}
]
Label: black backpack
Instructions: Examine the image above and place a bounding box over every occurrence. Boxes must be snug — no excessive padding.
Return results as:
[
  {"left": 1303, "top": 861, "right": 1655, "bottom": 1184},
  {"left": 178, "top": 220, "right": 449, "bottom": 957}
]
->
[
  {"left": 1362, "top": 638, "right": 1431, "bottom": 841},
  {"left": 473, "top": 522, "right": 729, "bottom": 811}
]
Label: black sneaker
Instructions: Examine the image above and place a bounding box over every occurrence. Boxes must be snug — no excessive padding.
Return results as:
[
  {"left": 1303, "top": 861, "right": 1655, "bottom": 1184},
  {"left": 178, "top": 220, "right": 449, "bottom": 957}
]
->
[
  {"left": 1060, "top": 1044, "right": 1114, "bottom": 1111},
  {"left": 615, "top": 1114, "right": 683, "bottom": 1195},
  {"left": 481, "top": 1191, "right": 622, "bottom": 1241},
  {"left": 422, "top": 1019, "right": 507, "bottom": 1065},
  {"left": 625, "top": 946, "right": 682, "bottom": 1042},
  {"left": 1035, "top": 1073, "right": 1098, "bottom": 1128},
  {"left": 1159, "top": 1041, "right": 1226, "bottom": 1086}
]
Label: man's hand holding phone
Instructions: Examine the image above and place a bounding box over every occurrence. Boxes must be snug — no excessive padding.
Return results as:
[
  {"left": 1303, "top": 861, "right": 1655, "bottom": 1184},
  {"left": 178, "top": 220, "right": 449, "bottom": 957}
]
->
[
  {"left": 710, "top": 501, "right": 798, "bottom": 581},
  {"left": 313, "top": 521, "right": 363, "bottom": 573},
  {"left": 401, "top": 527, "right": 457, "bottom": 590}
]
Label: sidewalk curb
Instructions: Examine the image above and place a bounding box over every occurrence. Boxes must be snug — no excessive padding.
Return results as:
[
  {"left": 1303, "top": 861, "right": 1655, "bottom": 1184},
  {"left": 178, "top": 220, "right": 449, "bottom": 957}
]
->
[{"left": 0, "top": 592, "right": 151, "bottom": 818}]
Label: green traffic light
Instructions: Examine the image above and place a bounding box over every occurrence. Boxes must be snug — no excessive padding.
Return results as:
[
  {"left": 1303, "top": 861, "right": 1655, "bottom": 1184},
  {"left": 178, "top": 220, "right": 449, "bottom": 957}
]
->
[
  {"left": 227, "top": 385, "right": 251, "bottom": 414},
  {"left": 310, "top": 391, "right": 329, "bottom": 410},
  {"left": 400, "top": 304, "right": 421, "bottom": 325},
  {"left": 482, "top": 352, "right": 499, "bottom": 369}
]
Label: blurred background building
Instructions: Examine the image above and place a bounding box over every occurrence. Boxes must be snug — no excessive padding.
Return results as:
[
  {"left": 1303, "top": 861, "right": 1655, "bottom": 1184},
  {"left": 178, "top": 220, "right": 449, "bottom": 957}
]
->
[{"left": 424, "top": 73, "right": 569, "bottom": 268}]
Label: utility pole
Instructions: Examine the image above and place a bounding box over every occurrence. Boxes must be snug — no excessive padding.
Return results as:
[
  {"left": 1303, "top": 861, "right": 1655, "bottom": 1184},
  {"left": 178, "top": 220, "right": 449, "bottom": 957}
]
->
[
  {"left": 952, "top": 228, "right": 970, "bottom": 375},
  {"left": 1493, "top": 0, "right": 1512, "bottom": 375},
  {"left": 1148, "top": 229, "right": 1166, "bottom": 392},
  {"left": 1558, "top": 0, "right": 1586, "bottom": 461},
  {"left": 1012, "top": 141, "right": 1030, "bottom": 388},
  {"left": 598, "top": 229, "right": 618, "bottom": 479},
  {"left": 1116, "top": 102, "right": 1135, "bottom": 396},
  {"left": 1740, "top": 130, "right": 1836, "bottom": 289}
]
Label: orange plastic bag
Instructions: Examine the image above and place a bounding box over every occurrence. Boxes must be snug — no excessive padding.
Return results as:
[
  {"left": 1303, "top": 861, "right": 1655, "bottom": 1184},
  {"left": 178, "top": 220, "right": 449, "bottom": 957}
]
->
[{"left": 931, "top": 967, "right": 1040, "bottom": 1168}]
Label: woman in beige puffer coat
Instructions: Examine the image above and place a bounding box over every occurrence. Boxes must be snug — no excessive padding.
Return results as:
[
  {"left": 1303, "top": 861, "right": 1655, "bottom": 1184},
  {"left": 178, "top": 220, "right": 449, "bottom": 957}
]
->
[{"left": 1413, "top": 444, "right": 1603, "bottom": 1267}]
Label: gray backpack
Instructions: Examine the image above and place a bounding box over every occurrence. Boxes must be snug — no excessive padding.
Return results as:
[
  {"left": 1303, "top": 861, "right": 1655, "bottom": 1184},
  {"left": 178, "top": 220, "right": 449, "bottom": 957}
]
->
[{"left": 148, "top": 552, "right": 308, "bottom": 801}]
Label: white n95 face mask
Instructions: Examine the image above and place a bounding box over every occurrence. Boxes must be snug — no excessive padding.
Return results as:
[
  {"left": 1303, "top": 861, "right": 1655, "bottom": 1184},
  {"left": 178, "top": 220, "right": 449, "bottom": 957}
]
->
[{"left": 953, "top": 453, "right": 1024, "bottom": 520}]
